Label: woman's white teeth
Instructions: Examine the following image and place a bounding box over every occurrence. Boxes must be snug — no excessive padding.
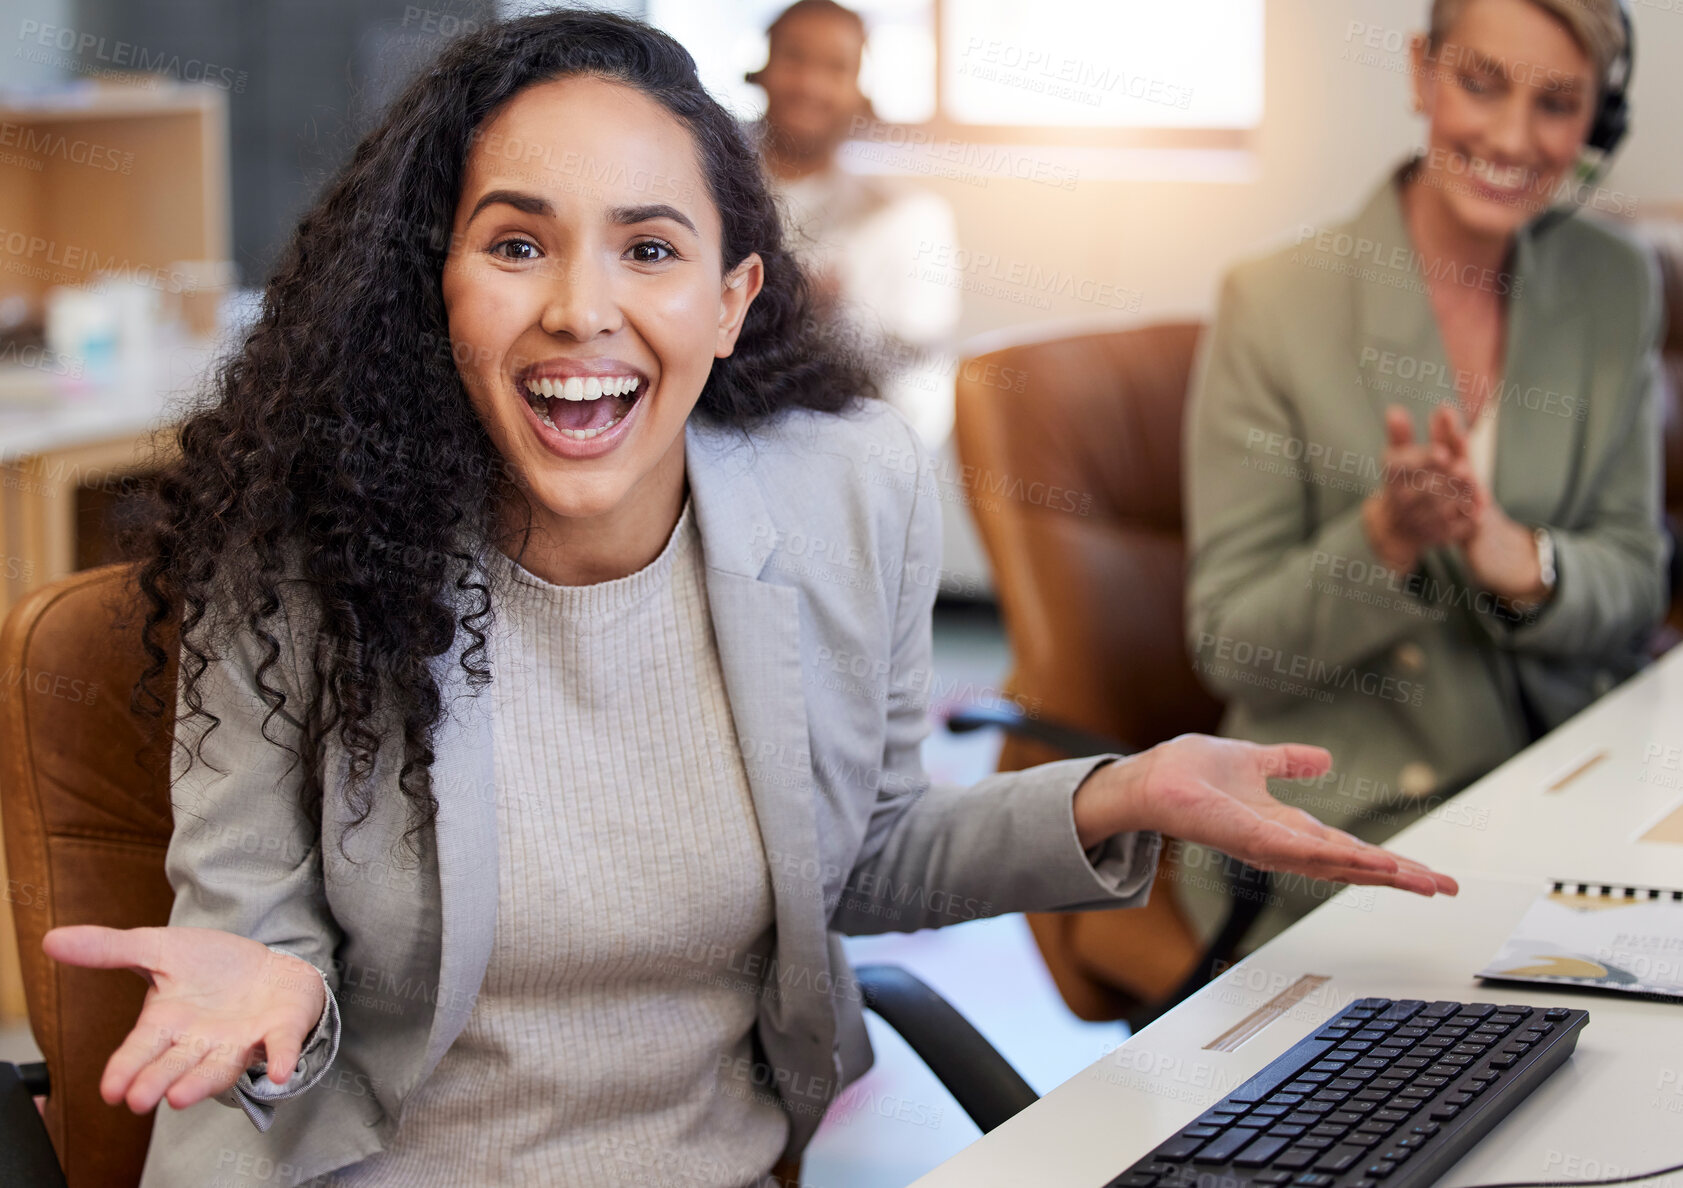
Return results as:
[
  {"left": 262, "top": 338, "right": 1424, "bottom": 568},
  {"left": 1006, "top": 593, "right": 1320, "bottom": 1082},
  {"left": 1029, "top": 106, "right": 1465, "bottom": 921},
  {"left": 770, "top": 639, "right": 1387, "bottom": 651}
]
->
[{"left": 525, "top": 375, "right": 640, "bottom": 400}]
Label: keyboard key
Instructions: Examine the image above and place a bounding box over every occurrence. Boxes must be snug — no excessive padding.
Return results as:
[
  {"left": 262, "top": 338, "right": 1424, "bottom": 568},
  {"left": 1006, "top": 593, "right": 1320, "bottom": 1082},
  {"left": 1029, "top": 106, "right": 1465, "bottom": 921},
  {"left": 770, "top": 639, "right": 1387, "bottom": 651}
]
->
[
  {"left": 1374, "top": 1110, "right": 1410, "bottom": 1123},
  {"left": 1353, "top": 1180, "right": 1378, "bottom": 1188},
  {"left": 1294, "top": 1175, "right": 1335, "bottom": 1187},
  {"left": 1275, "top": 1148, "right": 1321, "bottom": 1170},
  {"left": 1253, "top": 1174, "right": 1294, "bottom": 1185},
  {"left": 1430, "top": 1104, "right": 1462, "bottom": 1120},
  {"left": 1366, "top": 1161, "right": 1399, "bottom": 1178},
  {"left": 1544, "top": 1008, "right": 1571, "bottom": 1021},
  {"left": 1418, "top": 1002, "right": 1459, "bottom": 1018},
  {"left": 1490, "top": 1055, "right": 1517, "bottom": 1069},
  {"left": 1268, "top": 1125, "right": 1307, "bottom": 1139},
  {"left": 1182, "top": 1126, "right": 1221, "bottom": 1139},
  {"left": 1315, "top": 1146, "right": 1369, "bottom": 1172},
  {"left": 1380, "top": 1148, "right": 1414, "bottom": 1163},
  {"left": 1193, "top": 1128, "right": 1261, "bottom": 1163},
  {"left": 1297, "top": 1137, "right": 1336, "bottom": 1151},
  {"left": 1155, "top": 1137, "right": 1206, "bottom": 1161},
  {"left": 1233, "top": 1136, "right": 1290, "bottom": 1167},
  {"left": 1445, "top": 1092, "right": 1473, "bottom": 1105},
  {"left": 1462, "top": 1004, "right": 1497, "bottom": 1016},
  {"left": 1411, "top": 1123, "right": 1440, "bottom": 1137}
]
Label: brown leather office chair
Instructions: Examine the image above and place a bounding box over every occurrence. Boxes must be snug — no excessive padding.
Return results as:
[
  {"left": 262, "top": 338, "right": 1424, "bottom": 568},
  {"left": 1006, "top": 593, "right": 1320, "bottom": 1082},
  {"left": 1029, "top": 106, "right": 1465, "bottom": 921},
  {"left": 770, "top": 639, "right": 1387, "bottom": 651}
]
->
[
  {"left": 0, "top": 563, "right": 177, "bottom": 1188},
  {"left": 951, "top": 322, "right": 1231, "bottom": 1024}
]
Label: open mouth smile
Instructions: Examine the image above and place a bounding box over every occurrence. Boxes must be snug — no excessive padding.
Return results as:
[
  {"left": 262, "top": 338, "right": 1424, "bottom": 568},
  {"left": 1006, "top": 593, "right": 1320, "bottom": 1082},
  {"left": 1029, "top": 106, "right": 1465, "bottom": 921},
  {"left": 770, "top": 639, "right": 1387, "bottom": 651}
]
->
[{"left": 514, "top": 360, "right": 652, "bottom": 456}]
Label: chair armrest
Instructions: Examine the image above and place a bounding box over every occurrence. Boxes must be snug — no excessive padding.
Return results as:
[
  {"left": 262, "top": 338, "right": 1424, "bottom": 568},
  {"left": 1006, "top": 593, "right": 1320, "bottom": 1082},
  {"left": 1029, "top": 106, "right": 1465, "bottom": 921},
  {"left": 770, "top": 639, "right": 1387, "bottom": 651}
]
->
[
  {"left": 0, "top": 1062, "right": 67, "bottom": 1188},
  {"left": 943, "top": 704, "right": 1140, "bottom": 758},
  {"left": 853, "top": 964, "right": 1038, "bottom": 1134}
]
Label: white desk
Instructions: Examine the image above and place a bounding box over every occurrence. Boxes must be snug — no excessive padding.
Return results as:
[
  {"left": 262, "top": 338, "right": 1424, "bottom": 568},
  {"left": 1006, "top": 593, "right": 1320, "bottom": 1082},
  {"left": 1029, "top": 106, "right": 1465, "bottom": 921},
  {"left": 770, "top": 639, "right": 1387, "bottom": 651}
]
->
[{"left": 916, "top": 648, "right": 1683, "bottom": 1188}]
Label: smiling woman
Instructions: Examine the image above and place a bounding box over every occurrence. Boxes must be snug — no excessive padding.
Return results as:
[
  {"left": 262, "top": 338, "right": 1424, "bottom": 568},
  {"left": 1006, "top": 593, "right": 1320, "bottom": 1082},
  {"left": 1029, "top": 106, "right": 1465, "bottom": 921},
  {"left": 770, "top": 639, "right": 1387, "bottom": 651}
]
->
[
  {"left": 39, "top": 10, "right": 1453, "bottom": 1188},
  {"left": 1181, "top": 0, "right": 1661, "bottom": 949}
]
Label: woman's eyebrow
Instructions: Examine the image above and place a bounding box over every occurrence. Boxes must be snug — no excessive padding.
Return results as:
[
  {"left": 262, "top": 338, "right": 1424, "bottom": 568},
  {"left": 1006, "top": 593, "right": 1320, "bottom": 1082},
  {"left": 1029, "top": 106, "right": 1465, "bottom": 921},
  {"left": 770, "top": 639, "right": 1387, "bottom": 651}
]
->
[
  {"left": 612, "top": 203, "right": 698, "bottom": 236},
  {"left": 467, "top": 188, "right": 552, "bottom": 223}
]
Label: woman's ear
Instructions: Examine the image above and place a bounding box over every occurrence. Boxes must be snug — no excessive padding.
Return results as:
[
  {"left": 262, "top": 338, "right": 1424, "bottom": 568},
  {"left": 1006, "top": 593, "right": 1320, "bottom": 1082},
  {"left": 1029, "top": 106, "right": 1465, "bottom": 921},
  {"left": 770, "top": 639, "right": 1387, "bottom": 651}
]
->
[
  {"left": 716, "top": 252, "right": 765, "bottom": 359},
  {"left": 1409, "top": 33, "right": 1433, "bottom": 115}
]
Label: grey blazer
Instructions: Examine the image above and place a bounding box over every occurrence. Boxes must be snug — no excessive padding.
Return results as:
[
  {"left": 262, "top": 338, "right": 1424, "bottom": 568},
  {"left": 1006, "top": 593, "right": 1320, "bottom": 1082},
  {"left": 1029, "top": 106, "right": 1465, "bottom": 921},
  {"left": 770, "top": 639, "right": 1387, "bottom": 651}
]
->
[{"left": 141, "top": 399, "right": 1159, "bottom": 1186}]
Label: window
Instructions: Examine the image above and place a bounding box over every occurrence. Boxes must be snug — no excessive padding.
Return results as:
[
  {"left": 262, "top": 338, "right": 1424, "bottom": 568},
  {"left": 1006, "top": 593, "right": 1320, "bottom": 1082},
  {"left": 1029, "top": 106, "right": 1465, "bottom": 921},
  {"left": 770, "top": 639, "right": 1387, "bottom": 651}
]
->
[{"left": 644, "top": 0, "right": 1264, "bottom": 142}]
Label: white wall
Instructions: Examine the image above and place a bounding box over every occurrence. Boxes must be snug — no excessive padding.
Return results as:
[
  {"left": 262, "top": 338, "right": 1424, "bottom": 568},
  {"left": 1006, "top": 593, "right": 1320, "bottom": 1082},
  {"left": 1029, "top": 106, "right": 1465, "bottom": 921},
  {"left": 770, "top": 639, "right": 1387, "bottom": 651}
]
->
[{"left": 906, "top": 0, "right": 1683, "bottom": 343}]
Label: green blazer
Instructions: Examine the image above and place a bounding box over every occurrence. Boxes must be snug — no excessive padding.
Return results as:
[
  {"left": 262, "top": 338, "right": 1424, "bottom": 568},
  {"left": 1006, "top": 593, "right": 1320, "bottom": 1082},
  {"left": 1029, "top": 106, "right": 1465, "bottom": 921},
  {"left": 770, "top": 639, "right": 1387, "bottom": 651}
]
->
[{"left": 1180, "top": 160, "right": 1667, "bottom": 940}]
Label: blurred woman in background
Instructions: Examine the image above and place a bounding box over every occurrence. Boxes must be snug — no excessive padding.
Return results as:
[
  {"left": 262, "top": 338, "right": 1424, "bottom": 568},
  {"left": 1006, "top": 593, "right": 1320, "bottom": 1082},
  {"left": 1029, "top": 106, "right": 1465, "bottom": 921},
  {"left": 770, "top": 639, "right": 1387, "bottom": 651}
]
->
[{"left": 1183, "top": 0, "right": 1664, "bottom": 945}]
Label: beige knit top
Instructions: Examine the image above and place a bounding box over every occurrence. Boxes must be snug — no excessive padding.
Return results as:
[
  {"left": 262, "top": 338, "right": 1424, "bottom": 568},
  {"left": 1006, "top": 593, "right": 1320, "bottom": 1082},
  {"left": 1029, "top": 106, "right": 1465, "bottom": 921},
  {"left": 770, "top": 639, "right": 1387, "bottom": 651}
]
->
[{"left": 336, "top": 497, "right": 790, "bottom": 1187}]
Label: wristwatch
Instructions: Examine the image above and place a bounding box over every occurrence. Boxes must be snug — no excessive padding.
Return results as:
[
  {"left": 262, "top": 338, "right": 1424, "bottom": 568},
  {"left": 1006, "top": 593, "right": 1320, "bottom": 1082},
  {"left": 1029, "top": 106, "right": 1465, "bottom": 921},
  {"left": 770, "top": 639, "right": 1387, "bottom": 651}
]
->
[
  {"left": 1533, "top": 526, "right": 1558, "bottom": 598},
  {"left": 1506, "top": 526, "right": 1557, "bottom": 617}
]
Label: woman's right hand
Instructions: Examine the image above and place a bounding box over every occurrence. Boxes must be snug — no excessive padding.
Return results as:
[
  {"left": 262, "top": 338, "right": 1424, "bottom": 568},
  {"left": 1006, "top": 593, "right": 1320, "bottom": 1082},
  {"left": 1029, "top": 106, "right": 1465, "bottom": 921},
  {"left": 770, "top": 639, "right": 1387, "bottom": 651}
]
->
[
  {"left": 1363, "top": 404, "right": 1483, "bottom": 573},
  {"left": 41, "top": 925, "right": 326, "bottom": 1114}
]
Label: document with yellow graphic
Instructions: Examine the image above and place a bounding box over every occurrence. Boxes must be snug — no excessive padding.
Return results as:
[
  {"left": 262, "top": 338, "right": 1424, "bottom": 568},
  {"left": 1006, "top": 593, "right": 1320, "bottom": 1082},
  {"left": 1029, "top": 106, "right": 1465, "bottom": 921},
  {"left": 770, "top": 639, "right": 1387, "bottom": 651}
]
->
[{"left": 1478, "top": 881, "right": 1683, "bottom": 1001}]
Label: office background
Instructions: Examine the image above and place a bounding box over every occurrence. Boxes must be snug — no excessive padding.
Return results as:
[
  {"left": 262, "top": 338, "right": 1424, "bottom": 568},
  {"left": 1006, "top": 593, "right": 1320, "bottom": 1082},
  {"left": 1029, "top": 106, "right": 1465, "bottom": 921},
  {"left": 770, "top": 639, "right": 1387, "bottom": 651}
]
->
[{"left": 3, "top": 2, "right": 1681, "bottom": 1186}]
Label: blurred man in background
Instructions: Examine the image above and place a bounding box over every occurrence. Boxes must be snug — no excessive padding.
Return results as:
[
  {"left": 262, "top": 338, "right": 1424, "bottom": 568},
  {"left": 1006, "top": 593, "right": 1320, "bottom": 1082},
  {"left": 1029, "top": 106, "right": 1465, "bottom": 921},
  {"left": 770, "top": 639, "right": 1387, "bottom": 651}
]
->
[{"left": 749, "top": 0, "right": 962, "bottom": 446}]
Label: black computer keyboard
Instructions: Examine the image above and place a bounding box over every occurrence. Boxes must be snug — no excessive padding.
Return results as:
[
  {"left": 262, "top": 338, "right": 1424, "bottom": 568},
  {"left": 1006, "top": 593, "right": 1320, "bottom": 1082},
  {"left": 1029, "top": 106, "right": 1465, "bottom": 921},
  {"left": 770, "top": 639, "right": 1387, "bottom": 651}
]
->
[{"left": 1106, "top": 997, "right": 1588, "bottom": 1188}]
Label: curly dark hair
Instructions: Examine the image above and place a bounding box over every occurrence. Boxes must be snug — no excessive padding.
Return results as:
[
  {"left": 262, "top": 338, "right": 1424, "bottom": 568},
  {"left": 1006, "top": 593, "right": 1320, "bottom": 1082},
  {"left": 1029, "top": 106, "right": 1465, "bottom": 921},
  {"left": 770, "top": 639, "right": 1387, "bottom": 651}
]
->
[{"left": 127, "top": 8, "right": 877, "bottom": 856}]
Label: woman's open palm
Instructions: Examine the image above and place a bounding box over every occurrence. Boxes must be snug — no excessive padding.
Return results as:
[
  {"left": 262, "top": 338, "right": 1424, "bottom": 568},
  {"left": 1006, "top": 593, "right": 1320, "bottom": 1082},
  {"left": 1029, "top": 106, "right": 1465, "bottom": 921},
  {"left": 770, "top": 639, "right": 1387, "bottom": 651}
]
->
[
  {"left": 41, "top": 925, "right": 325, "bottom": 1114},
  {"left": 1127, "top": 736, "right": 1458, "bottom": 896}
]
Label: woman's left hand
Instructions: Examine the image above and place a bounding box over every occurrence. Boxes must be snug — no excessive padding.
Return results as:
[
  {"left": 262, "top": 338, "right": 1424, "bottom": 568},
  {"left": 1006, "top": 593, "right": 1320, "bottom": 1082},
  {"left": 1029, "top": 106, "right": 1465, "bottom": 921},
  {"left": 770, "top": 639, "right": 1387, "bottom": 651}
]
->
[
  {"left": 1072, "top": 735, "right": 1458, "bottom": 897},
  {"left": 1460, "top": 499, "right": 1548, "bottom": 604}
]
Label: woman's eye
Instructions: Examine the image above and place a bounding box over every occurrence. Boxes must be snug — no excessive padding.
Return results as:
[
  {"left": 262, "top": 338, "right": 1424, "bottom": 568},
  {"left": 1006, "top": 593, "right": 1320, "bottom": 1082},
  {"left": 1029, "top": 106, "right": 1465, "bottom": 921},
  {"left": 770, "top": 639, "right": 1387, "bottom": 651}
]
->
[
  {"left": 1458, "top": 72, "right": 1493, "bottom": 96},
  {"left": 628, "top": 239, "right": 676, "bottom": 264},
  {"left": 490, "top": 238, "right": 540, "bottom": 261}
]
